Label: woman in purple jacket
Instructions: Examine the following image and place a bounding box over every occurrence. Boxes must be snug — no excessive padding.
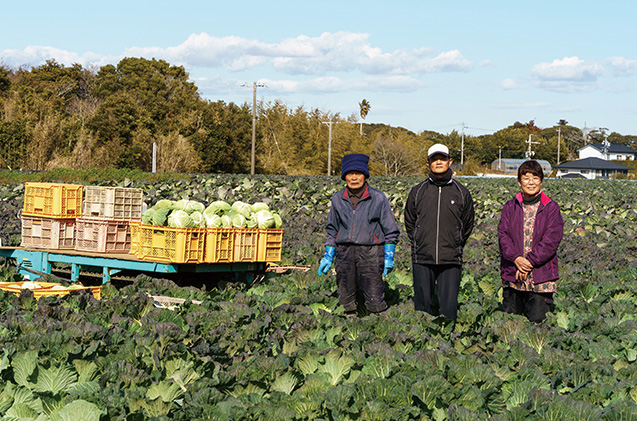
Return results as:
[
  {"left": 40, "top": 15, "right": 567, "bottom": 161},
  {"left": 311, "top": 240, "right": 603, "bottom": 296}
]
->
[{"left": 497, "top": 160, "right": 564, "bottom": 323}]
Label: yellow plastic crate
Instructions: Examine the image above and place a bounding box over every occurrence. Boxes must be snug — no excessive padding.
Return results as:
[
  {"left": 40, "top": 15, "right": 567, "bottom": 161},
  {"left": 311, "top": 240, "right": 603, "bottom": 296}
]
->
[
  {"left": 129, "top": 221, "right": 140, "bottom": 255},
  {"left": 23, "top": 182, "right": 83, "bottom": 218},
  {"left": 21, "top": 216, "right": 75, "bottom": 249},
  {"left": 0, "top": 281, "right": 101, "bottom": 300},
  {"left": 257, "top": 229, "right": 284, "bottom": 262},
  {"left": 204, "top": 228, "right": 235, "bottom": 263},
  {"left": 137, "top": 225, "right": 206, "bottom": 263},
  {"left": 232, "top": 229, "right": 260, "bottom": 262},
  {"left": 84, "top": 186, "right": 144, "bottom": 220},
  {"left": 75, "top": 217, "right": 131, "bottom": 253}
]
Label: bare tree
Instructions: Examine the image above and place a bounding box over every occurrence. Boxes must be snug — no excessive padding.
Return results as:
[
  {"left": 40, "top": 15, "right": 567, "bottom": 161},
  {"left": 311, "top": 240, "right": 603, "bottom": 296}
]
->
[
  {"left": 371, "top": 134, "right": 420, "bottom": 176},
  {"left": 156, "top": 132, "right": 202, "bottom": 173}
]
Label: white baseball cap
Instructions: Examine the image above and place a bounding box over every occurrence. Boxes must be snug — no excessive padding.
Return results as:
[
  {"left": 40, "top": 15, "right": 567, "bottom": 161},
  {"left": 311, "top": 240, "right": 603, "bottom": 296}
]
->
[{"left": 427, "top": 144, "right": 450, "bottom": 160}]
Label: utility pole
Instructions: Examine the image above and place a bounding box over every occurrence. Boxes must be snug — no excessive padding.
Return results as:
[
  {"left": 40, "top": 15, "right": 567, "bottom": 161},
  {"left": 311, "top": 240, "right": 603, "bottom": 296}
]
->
[
  {"left": 322, "top": 119, "right": 334, "bottom": 175},
  {"left": 602, "top": 134, "right": 610, "bottom": 160},
  {"left": 583, "top": 122, "right": 588, "bottom": 145},
  {"left": 152, "top": 142, "right": 157, "bottom": 173},
  {"left": 557, "top": 127, "right": 561, "bottom": 165},
  {"left": 460, "top": 121, "right": 465, "bottom": 167},
  {"left": 498, "top": 146, "right": 502, "bottom": 170},
  {"left": 525, "top": 134, "right": 540, "bottom": 160},
  {"left": 243, "top": 82, "right": 265, "bottom": 175}
]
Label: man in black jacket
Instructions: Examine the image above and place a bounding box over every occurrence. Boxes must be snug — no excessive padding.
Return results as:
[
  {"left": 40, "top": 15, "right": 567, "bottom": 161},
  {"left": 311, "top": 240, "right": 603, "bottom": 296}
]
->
[{"left": 404, "top": 144, "right": 474, "bottom": 321}]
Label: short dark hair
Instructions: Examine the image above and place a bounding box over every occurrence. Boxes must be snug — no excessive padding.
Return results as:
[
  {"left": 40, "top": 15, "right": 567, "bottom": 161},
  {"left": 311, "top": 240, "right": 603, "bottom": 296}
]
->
[{"left": 517, "top": 160, "right": 544, "bottom": 182}]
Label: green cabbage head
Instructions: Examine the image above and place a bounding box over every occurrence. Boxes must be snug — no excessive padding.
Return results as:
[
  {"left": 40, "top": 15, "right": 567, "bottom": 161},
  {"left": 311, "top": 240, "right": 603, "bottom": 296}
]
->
[{"left": 168, "top": 210, "right": 195, "bottom": 228}]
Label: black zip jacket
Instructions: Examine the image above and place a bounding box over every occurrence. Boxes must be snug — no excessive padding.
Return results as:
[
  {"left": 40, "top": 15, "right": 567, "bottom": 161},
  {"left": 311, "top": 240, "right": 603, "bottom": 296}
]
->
[{"left": 404, "top": 176, "right": 474, "bottom": 265}]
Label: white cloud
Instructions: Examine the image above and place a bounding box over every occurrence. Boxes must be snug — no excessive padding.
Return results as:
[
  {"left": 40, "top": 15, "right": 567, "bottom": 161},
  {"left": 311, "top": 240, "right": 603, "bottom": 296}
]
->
[
  {"left": 3, "top": 32, "right": 473, "bottom": 77},
  {"left": 1, "top": 46, "right": 112, "bottom": 68},
  {"left": 531, "top": 56, "right": 603, "bottom": 81},
  {"left": 605, "top": 56, "right": 637, "bottom": 76},
  {"left": 494, "top": 102, "right": 550, "bottom": 109},
  {"left": 531, "top": 56, "right": 604, "bottom": 92},
  {"left": 501, "top": 78, "right": 520, "bottom": 90}
]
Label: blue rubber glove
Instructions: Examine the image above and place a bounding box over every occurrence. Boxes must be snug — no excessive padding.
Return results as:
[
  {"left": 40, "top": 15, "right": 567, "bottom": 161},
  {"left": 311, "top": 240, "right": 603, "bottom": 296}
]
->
[
  {"left": 382, "top": 244, "right": 395, "bottom": 277},
  {"left": 318, "top": 246, "right": 335, "bottom": 276}
]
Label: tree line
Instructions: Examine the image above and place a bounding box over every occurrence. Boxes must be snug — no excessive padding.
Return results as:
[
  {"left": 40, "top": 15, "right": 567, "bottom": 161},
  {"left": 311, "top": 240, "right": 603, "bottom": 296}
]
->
[{"left": 1, "top": 58, "right": 636, "bottom": 176}]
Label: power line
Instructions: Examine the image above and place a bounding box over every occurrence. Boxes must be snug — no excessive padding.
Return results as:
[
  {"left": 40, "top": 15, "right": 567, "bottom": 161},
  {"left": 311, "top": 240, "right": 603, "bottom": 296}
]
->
[{"left": 465, "top": 126, "right": 498, "bottom": 134}]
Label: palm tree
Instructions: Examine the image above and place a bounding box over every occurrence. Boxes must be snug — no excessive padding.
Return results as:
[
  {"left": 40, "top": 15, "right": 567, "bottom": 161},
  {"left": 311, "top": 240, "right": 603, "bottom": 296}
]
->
[{"left": 359, "top": 99, "right": 371, "bottom": 135}]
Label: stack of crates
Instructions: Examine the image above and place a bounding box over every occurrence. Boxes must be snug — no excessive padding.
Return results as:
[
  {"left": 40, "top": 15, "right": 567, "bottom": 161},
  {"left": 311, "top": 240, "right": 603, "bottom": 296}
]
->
[
  {"left": 75, "top": 186, "right": 144, "bottom": 254},
  {"left": 21, "top": 183, "right": 84, "bottom": 249}
]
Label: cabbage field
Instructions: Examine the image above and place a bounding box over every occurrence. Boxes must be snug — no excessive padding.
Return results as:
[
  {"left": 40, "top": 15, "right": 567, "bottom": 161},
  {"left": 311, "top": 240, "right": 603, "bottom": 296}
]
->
[{"left": 0, "top": 175, "right": 636, "bottom": 420}]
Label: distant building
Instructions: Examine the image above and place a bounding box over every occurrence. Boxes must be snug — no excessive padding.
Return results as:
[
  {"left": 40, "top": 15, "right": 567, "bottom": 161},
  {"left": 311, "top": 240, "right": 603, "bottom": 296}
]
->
[
  {"left": 491, "top": 159, "right": 552, "bottom": 175},
  {"left": 554, "top": 157, "right": 632, "bottom": 179},
  {"left": 578, "top": 143, "right": 636, "bottom": 161}
]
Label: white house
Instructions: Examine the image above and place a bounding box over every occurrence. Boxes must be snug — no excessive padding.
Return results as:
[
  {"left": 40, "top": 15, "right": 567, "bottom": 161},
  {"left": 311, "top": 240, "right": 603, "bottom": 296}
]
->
[
  {"left": 554, "top": 157, "right": 632, "bottom": 180},
  {"left": 577, "top": 143, "right": 636, "bottom": 161}
]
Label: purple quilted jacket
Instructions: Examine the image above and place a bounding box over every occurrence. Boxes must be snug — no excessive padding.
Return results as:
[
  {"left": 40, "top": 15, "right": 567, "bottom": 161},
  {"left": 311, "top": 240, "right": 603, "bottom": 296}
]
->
[{"left": 497, "top": 191, "right": 564, "bottom": 284}]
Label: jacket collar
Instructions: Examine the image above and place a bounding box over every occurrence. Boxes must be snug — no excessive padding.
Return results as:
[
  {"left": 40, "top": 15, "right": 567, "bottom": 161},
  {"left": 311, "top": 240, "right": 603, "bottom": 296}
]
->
[
  {"left": 342, "top": 184, "right": 370, "bottom": 200},
  {"left": 515, "top": 191, "right": 551, "bottom": 206}
]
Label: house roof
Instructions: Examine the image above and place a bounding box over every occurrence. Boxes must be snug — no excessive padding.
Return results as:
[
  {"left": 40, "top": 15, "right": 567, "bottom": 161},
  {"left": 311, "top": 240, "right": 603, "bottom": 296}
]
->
[
  {"left": 558, "top": 173, "right": 586, "bottom": 179},
  {"left": 577, "top": 143, "right": 637, "bottom": 154},
  {"left": 554, "top": 157, "right": 632, "bottom": 170}
]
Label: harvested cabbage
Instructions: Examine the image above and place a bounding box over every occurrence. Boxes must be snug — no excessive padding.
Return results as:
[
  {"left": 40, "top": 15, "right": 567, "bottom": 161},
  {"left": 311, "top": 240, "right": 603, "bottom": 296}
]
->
[
  {"left": 141, "top": 208, "right": 155, "bottom": 225},
  {"left": 204, "top": 202, "right": 225, "bottom": 221},
  {"left": 187, "top": 201, "right": 205, "bottom": 213},
  {"left": 272, "top": 213, "right": 283, "bottom": 229},
  {"left": 255, "top": 210, "right": 275, "bottom": 229},
  {"left": 190, "top": 211, "right": 205, "bottom": 227},
  {"left": 154, "top": 199, "right": 174, "bottom": 210},
  {"left": 220, "top": 215, "right": 232, "bottom": 228},
  {"left": 173, "top": 199, "right": 205, "bottom": 213},
  {"left": 152, "top": 207, "right": 172, "bottom": 226},
  {"left": 251, "top": 202, "right": 270, "bottom": 213},
  {"left": 232, "top": 201, "right": 252, "bottom": 218},
  {"left": 232, "top": 213, "right": 247, "bottom": 228},
  {"left": 168, "top": 210, "right": 195, "bottom": 228},
  {"left": 246, "top": 215, "right": 257, "bottom": 228},
  {"left": 211, "top": 200, "right": 232, "bottom": 213},
  {"left": 204, "top": 213, "right": 222, "bottom": 228},
  {"left": 172, "top": 199, "right": 189, "bottom": 211}
]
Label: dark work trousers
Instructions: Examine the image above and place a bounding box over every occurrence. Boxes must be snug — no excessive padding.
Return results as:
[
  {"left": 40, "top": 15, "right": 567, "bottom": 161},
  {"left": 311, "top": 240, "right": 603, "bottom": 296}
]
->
[
  {"left": 502, "top": 287, "right": 553, "bottom": 323},
  {"left": 334, "top": 244, "right": 387, "bottom": 313},
  {"left": 412, "top": 263, "right": 462, "bottom": 321}
]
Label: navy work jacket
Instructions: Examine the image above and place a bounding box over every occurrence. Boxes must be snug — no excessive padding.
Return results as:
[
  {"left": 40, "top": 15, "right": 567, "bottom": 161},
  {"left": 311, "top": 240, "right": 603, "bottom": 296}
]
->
[{"left": 325, "top": 184, "right": 399, "bottom": 248}]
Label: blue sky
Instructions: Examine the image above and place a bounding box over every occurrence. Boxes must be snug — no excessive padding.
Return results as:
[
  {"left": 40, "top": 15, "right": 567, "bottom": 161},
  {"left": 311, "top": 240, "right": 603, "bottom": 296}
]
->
[{"left": 2, "top": 0, "right": 636, "bottom": 136}]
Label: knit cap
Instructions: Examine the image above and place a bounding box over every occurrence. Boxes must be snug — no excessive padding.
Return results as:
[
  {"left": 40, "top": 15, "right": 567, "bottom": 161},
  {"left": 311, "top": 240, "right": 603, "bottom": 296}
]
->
[{"left": 340, "top": 154, "right": 370, "bottom": 180}]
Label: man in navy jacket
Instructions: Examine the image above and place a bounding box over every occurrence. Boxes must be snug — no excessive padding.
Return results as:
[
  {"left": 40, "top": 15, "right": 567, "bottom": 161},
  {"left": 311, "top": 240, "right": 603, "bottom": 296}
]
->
[{"left": 318, "top": 154, "right": 400, "bottom": 315}]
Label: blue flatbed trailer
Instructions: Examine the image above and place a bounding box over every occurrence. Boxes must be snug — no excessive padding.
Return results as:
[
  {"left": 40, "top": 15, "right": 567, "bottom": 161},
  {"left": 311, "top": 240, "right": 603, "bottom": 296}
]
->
[{"left": 0, "top": 246, "right": 268, "bottom": 284}]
